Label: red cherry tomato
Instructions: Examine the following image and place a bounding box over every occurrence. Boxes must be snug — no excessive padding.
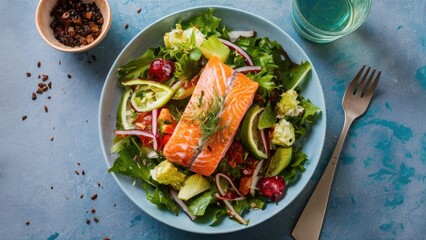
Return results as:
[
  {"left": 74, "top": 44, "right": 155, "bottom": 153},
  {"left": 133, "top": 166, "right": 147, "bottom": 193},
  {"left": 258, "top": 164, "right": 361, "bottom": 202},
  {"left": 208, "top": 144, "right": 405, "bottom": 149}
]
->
[{"left": 148, "top": 58, "right": 175, "bottom": 82}]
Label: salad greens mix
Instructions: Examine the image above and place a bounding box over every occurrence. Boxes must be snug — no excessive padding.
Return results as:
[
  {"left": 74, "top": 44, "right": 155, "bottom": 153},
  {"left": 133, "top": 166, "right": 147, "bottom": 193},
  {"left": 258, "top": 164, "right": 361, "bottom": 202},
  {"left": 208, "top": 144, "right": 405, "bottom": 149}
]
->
[{"left": 109, "top": 9, "right": 320, "bottom": 226}]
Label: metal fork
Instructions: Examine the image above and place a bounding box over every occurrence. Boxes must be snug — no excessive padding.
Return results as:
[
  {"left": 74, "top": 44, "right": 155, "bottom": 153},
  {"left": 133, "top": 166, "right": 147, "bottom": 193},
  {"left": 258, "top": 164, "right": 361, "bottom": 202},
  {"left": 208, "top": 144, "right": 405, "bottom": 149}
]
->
[{"left": 292, "top": 65, "right": 381, "bottom": 240}]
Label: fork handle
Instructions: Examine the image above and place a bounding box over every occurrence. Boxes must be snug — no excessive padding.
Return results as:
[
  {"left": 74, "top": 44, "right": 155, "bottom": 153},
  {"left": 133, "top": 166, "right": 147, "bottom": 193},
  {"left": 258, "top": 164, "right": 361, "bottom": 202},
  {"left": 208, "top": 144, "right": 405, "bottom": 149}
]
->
[{"left": 292, "top": 115, "right": 354, "bottom": 240}]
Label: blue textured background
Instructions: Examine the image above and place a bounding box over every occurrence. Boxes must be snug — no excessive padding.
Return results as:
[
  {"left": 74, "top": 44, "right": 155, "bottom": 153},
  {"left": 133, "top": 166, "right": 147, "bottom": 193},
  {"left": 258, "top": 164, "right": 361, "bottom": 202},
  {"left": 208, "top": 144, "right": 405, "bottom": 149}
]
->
[{"left": 0, "top": 0, "right": 425, "bottom": 239}]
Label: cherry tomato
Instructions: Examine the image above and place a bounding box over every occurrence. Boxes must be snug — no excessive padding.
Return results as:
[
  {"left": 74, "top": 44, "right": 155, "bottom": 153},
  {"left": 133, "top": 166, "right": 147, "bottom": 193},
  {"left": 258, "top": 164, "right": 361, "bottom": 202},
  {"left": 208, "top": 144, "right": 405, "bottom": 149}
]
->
[{"left": 148, "top": 58, "right": 175, "bottom": 82}]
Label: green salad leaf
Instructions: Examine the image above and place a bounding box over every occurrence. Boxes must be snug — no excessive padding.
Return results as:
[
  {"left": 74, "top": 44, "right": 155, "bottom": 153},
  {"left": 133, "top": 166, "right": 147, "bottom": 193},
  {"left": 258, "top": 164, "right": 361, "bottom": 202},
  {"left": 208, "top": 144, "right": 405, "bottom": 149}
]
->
[
  {"left": 188, "top": 189, "right": 217, "bottom": 216},
  {"left": 108, "top": 138, "right": 180, "bottom": 214},
  {"left": 147, "top": 185, "right": 180, "bottom": 215},
  {"left": 117, "top": 48, "right": 157, "bottom": 81},
  {"left": 292, "top": 97, "right": 321, "bottom": 138},
  {"left": 184, "top": 8, "right": 225, "bottom": 37}
]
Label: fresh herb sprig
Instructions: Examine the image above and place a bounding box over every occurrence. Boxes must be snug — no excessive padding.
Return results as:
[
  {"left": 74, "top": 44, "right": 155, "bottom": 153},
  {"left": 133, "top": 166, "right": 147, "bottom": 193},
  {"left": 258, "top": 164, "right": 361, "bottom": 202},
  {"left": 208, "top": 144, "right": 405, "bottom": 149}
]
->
[{"left": 194, "top": 91, "right": 226, "bottom": 145}]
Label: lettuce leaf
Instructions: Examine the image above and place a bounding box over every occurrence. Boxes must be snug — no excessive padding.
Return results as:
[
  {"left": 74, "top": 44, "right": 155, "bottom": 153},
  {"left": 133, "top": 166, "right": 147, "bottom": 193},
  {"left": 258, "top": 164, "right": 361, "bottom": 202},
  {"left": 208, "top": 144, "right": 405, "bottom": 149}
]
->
[
  {"left": 117, "top": 48, "right": 157, "bottom": 81},
  {"left": 188, "top": 189, "right": 217, "bottom": 216},
  {"left": 184, "top": 8, "right": 224, "bottom": 37},
  {"left": 108, "top": 138, "right": 179, "bottom": 214}
]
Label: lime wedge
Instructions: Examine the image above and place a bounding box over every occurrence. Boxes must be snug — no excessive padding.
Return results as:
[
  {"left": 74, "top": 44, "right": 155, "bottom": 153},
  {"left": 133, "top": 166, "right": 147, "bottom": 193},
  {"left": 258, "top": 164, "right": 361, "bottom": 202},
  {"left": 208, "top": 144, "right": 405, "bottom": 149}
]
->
[
  {"left": 266, "top": 147, "right": 293, "bottom": 177},
  {"left": 240, "top": 105, "right": 268, "bottom": 159},
  {"left": 117, "top": 88, "right": 134, "bottom": 130},
  {"left": 122, "top": 80, "right": 174, "bottom": 112}
]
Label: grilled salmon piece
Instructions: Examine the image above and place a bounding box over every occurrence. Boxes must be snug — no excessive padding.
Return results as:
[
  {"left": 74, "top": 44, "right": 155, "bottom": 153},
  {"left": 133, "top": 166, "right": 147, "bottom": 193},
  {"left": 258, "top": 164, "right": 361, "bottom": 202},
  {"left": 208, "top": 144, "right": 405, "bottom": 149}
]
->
[
  {"left": 189, "top": 72, "right": 259, "bottom": 176},
  {"left": 163, "top": 57, "right": 258, "bottom": 176}
]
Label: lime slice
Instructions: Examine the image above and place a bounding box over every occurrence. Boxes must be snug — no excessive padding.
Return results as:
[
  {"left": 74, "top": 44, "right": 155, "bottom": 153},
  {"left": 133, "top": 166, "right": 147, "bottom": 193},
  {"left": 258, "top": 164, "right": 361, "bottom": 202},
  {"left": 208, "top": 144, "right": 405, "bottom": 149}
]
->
[
  {"left": 240, "top": 105, "right": 268, "bottom": 159},
  {"left": 122, "top": 79, "right": 174, "bottom": 112},
  {"left": 117, "top": 88, "right": 134, "bottom": 130},
  {"left": 266, "top": 147, "right": 293, "bottom": 177}
]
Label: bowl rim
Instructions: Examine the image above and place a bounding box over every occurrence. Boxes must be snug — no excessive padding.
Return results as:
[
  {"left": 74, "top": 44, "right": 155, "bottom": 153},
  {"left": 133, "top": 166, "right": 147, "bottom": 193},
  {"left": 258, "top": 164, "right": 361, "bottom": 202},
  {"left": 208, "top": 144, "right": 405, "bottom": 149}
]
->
[
  {"left": 35, "top": 0, "right": 112, "bottom": 53},
  {"left": 98, "top": 5, "right": 326, "bottom": 234}
]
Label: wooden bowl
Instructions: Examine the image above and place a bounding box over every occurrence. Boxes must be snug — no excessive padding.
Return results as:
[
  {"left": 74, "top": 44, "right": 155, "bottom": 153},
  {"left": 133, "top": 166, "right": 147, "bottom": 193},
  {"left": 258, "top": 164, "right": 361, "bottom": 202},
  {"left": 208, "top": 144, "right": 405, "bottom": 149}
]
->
[{"left": 35, "top": 0, "right": 112, "bottom": 53}]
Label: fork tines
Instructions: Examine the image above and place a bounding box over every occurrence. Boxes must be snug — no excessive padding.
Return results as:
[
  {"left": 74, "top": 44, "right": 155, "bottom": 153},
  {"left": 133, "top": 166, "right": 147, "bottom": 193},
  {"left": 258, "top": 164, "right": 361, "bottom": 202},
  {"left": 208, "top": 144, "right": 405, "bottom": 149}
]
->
[{"left": 349, "top": 65, "right": 381, "bottom": 99}]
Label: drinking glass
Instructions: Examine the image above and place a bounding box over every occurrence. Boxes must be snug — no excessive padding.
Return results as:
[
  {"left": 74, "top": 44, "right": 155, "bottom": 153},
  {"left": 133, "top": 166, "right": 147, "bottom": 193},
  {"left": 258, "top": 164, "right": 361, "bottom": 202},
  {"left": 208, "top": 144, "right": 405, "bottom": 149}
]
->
[{"left": 291, "top": 0, "right": 372, "bottom": 43}]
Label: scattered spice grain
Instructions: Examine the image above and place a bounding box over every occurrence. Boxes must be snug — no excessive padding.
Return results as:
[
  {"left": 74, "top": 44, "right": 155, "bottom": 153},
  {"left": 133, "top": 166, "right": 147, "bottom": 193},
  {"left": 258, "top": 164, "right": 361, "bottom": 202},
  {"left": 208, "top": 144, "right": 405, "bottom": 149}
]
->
[
  {"left": 91, "top": 194, "right": 98, "bottom": 200},
  {"left": 37, "top": 61, "right": 41, "bottom": 68},
  {"left": 48, "top": 82, "right": 52, "bottom": 89},
  {"left": 26, "top": 72, "right": 31, "bottom": 77},
  {"left": 25, "top": 220, "right": 30, "bottom": 225},
  {"left": 22, "top": 115, "right": 27, "bottom": 121},
  {"left": 32, "top": 92, "right": 37, "bottom": 100},
  {"left": 42, "top": 75, "right": 49, "bottom": 81},
  {"left": 82, "top": 170, "right": 85, "bottom": 176},
  {"left": 91, "top": 208, "right": 96, "bottom": 214},
  {"left": 93, "top": 217, "right": 99, "bottom": 223},
  {"left": 86, "top": 219, "right": 91, "bottom": 224},
  {"left": 124, "top": 24, "right": 129, "bottom": 30},
  {"left": 44, "top": 106, "right": 49, "bottom": 113},
  {"left": 75, "top": 170, "right": 80, "bottom": 175},
  {"left": 80, "top": 194, "right": 84, "bottom": 199},
  {"left": 67, "top": 74, "right": 72, "bottom": 79},
  {"left": 137, "top": 8, "right": 142, "bottom": 14},
  {"left": 51, "top": 137, "right": 54, "bottom": 141}
]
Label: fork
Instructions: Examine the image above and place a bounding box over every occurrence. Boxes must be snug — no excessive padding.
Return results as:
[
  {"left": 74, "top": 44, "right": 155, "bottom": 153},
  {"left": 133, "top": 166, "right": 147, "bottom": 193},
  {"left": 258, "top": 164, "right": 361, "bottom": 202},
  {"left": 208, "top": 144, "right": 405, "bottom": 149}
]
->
[{"left": 292, "top": 65, "right": 381, "bottom": 240}]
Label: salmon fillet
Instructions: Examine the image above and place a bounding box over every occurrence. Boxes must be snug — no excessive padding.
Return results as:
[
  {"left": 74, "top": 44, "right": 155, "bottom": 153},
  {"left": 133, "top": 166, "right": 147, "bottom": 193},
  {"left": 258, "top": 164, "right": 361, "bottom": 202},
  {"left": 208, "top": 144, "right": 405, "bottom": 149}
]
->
[
  {"left": 190, "top": 72, "right": 259, "bottom": 176},
  {"left": 163, "top": 57, "right": 259, "bottom": 176}
]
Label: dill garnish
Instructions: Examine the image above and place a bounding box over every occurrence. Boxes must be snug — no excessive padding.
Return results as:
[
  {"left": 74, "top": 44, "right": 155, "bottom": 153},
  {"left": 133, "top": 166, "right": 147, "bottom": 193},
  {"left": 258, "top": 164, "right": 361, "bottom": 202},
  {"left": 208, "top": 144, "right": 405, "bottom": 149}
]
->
[
  {"left": 195, "top": 91, "right": 226, "bottom": 144},
  {"left": 168, "top": 105, "right": 183, "bottom": 121}
]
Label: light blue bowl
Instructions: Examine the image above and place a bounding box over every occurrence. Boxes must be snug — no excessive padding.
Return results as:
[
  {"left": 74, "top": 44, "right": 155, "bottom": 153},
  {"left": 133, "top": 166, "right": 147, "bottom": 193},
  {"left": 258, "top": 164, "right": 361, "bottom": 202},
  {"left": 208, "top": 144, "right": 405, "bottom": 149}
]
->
[{"left": 99, "top": 5, "right": 326, "bottom": 234}]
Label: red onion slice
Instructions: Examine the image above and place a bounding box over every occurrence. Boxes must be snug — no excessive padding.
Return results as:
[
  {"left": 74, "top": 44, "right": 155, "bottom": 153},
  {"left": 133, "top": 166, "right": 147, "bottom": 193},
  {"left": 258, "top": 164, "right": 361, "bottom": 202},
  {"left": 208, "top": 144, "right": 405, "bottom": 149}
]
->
[
  {"left": 169, "top": 188, "right": 196, "bottom": 221},
  {"left": 214, "top": 173, "right": 245, "bottom": 198},
  {"left": 260, "top": 128, "right": 269, "bottom": 156},
  {"left": 249, "top": 160, "right": 264, "bottom": 196},
  {"left": 235, "top": 66, "right": 262, "bottom": 74},
  {"left": 215, "top": 193, "right": 248, "bottom": 225},
  {"left": 218, "top": 38, "right": 254, "bottom": 66},
  {"left": 115, "top": 129, "right": 158, "bottom": 150},
  {"left": 228, "top": 30, "right": 255, "bottom": 42},
  {"left": 152, "top": 109, "right": 158, "bottom": 138},
  {"left": 215, "top": 194, "right": 246, "bottom": 201}
]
